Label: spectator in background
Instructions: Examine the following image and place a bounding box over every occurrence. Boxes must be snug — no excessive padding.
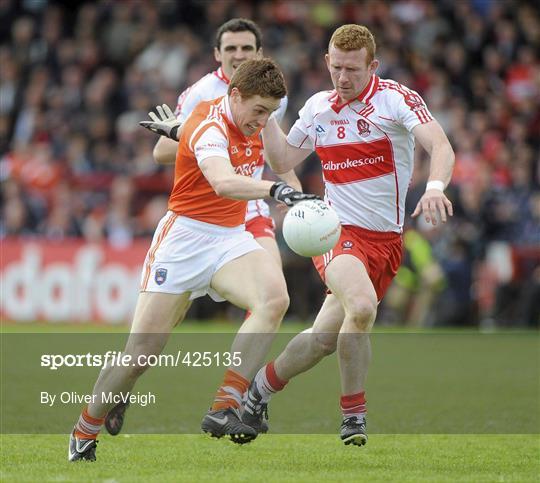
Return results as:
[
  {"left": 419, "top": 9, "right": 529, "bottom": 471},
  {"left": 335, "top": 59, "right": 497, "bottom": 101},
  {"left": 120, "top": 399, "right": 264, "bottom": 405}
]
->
[
  {"left": 0, "top": 178, "right": 34, "bottom": 237},
  {"left": 384, "top": 222, "right": 446, "bottom": 327},
  {"left": 105, "top": 175, "right": 135, "bottom": 248},
  {"left": 0, "top": 0, "right": 538, "bottom": 326}
]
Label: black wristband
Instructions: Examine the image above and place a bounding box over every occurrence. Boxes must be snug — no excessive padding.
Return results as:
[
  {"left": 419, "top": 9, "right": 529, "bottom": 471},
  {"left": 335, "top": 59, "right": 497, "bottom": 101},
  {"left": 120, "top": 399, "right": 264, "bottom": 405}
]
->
[
  {"left": 170, "top": 125, "right": 180, "bottom": 142},
  {"left": 269, "top": 181, "right": 284, "bottom": 198}
]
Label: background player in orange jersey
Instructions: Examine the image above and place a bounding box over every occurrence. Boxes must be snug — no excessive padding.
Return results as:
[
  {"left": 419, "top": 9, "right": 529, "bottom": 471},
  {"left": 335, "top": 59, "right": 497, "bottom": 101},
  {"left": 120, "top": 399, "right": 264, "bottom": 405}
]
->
[{"left": 68, "top": 58, "right": 318, "bottom": 462}]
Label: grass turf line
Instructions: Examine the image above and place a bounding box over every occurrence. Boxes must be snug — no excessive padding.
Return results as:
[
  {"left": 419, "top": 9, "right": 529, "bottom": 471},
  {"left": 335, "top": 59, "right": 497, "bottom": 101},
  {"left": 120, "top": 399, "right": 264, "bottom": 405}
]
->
[
  {"left": 2, "top": 321, "right": 537, "bottom": 334},
  {"left": 1, "top": 434, "right": 539, "bottom": 482}
]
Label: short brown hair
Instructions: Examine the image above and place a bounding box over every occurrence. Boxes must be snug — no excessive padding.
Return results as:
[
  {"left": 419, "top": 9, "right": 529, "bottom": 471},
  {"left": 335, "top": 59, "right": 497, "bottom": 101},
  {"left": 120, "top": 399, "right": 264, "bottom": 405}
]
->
[
  {"left": 228, "top": 58, "right": 287, "bottom": 99},
  {"left": 216, "top": 18, "right": 262, "bottom": 51},
  {"left": 329, "top": 24, "right": 376, "bottom": 62}
]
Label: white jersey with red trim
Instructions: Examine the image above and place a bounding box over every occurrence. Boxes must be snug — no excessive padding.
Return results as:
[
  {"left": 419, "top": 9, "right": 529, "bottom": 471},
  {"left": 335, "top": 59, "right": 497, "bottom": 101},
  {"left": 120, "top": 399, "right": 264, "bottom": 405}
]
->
[
  {"left": 286, "top": 74, "right": 433, "bottom": 233},
  {"left": 175, "top": 67, "right": 288, "bottom": 222}
]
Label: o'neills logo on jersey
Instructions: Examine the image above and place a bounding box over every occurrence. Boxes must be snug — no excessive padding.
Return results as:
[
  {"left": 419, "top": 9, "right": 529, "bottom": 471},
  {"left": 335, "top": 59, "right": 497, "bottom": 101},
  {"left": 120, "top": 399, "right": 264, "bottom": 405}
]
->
[
  {"left": 322, "top": 156, "right": 384, "bottom": 170},
  {"left": 317, "top": 139, "right": 395, "bottom": 185},
  {"left": 330, "top": 119, "right": 350, "bottom": 125}
]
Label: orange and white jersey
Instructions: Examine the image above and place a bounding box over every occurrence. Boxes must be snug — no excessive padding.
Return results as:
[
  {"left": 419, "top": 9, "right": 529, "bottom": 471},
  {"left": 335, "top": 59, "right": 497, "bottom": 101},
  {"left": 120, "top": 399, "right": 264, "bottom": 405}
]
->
[
  {"left": 168, "top": 95, "right": 264, "bottom": 227},
  {"left": 175, "top": 67, "right": 288, "bottom": 222},
  {"left": 287, "top": 74, "right": 434, "bottom": 233}
]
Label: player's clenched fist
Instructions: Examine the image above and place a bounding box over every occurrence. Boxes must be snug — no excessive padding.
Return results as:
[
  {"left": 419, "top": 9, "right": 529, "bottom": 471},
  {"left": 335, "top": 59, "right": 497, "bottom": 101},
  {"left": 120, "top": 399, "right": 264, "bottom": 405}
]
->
[
  {"left": 139, "top": 104, "right": 182, "bottom": 141},
  {"left": 270, "top": 181, "right": 320, "bottom": 207}
]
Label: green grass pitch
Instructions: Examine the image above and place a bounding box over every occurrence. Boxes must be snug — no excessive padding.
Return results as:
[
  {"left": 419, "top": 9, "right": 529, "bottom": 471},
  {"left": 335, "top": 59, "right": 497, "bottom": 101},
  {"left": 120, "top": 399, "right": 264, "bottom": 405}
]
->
[
  {"left": 1, "top": 322, "right": 539, "bottom": 481},
  {"left": 1, "top": 434, "right": 538, "bottom": 482}
]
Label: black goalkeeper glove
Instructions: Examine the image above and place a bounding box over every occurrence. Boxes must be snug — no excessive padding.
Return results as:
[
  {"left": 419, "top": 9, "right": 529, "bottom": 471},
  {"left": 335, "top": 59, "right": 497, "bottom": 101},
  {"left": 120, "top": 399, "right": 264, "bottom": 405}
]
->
[
  {"left": 270, "top": 181, "right": 321, "bottom": 207},
  {"left": 139, "top": 104, "right": 182, "bottom": 141}
]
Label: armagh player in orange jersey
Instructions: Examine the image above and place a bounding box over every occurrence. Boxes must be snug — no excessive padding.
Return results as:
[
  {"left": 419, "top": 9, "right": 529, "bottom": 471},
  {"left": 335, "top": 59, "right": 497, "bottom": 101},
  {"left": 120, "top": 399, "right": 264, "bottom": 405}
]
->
[
  {"left": 104, "top": 21, "right": 300, "bottom": 438},
  {"left": 150, "top": 19, "right": 300, "bottom": 266},
  {"left": 104, "top": 21, "right": 300, "bottom": 437},
  {"left": 68, "top": 59, "right": 318, "bottom": 461}
]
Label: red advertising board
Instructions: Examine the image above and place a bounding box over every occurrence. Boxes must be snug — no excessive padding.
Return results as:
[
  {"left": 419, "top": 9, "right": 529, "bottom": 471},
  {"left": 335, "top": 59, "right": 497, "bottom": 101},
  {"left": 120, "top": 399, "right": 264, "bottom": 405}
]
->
[{"left": 1, "top": 239, "right": 149, "bottom": 324}]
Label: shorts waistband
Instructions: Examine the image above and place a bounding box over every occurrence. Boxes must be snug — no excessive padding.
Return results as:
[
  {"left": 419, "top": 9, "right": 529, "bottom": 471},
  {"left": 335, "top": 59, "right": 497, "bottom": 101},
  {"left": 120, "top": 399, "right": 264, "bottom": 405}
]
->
[
  {"left": 343, "top": 225, "right": 402, "bottom": 241},
  {"left": 170, "top": 212, "right": 246, "bottom": 236}
]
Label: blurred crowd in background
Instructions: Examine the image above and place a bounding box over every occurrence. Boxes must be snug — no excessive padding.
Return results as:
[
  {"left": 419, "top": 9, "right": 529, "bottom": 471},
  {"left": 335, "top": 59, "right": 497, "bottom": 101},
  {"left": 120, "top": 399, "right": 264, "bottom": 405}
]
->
[{"left": 1, "top": 0, "right": 539, "bottom": 327}]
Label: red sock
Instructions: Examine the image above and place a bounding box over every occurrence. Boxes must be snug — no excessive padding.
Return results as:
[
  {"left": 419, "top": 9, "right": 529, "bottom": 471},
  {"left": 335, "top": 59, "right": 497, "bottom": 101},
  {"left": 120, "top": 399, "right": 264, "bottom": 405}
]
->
[
  {"left": 265, "top": 361, "right": 287, "bottom": 391},
  {"left": 211, "top": 369, "right": 250, "bottom": 411},
  {"left": 74, "top": 406, "right": 105, "bottom": 439},
  {"left": 340, "top": 392, "right": 366, "bottom": 418}
]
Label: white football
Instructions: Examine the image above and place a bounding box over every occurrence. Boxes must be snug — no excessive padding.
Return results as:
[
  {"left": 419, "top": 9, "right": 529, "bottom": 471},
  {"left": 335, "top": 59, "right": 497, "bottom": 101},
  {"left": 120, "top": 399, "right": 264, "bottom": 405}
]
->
[{"left": 283, "top": 200, "right": 341, "bottom": 257}]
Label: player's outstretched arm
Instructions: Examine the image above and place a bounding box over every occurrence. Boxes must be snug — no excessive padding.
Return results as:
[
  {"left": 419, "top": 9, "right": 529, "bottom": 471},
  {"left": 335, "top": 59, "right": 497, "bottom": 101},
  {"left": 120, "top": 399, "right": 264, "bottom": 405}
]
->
[
  {"left": 200, "top": 155, "right": 276, "bottom": 200},
  {"left": 262, "top": 118, "right": 311, "bottom": 174},
  {"left": 153, "top": 137, "right": 178, "bottom": 165},
  {"left": 140, "top": 104, "right": 184, "bottom": 165},
  {"left": 411, "top": 120, "right": 455, "bottom": 225}
]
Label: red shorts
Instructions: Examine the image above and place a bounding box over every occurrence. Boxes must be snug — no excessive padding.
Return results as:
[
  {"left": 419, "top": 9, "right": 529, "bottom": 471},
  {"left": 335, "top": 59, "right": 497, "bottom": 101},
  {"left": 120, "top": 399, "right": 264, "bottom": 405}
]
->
[
  {"left": 245, "top": 215, "right": 276, "bottom": 240},
  {"left": 313, "top": 225, "right": 403, "bottom": 301}
]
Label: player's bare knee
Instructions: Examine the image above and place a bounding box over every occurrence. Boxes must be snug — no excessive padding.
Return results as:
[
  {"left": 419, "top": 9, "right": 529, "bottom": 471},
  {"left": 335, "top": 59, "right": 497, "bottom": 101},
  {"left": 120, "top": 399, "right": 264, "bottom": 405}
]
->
[
  {"left": 252, "top": 292, "right": 289, "bottom": 326},
  {"left": 312, "top": 332, "right": 337, "bottom": 356},
  {"left": 345, "top": 297, "right": 377, "bottom": 331},
  {"left": 264, "top": 292, "right": 289, "bottom": 322}
]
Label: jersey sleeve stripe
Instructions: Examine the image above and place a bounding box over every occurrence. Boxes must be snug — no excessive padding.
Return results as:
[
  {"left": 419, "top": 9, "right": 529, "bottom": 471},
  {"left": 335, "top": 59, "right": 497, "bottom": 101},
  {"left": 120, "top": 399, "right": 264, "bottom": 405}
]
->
[
  {"left": 188, "top": 120, "right": 228, "bottom": 152},
  {"left": 378, "top": 81, "right": 433, "bottom": 124},
  {"left": 417, "top": 108, "right": 433, "bottom": 124},
  {"left": 359, "top": 105, "right": 375, "bottom": 118}
]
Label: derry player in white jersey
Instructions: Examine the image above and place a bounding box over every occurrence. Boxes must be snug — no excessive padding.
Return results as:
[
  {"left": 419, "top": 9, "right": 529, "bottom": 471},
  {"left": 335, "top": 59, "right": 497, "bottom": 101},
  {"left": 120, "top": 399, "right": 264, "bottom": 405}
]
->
[
  {"left": 242, "top": 24, "right": 455, "bottom": 446},
  {"left": 151, "top": 18, "right": 300, "bottom": 265}
]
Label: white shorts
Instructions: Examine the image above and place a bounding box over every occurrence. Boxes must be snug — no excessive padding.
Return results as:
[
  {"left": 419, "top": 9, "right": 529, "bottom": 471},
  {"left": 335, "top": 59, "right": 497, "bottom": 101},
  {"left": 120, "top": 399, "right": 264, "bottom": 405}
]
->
[{"left": 140, "top": 212, "right": 263, "bottom": 301}]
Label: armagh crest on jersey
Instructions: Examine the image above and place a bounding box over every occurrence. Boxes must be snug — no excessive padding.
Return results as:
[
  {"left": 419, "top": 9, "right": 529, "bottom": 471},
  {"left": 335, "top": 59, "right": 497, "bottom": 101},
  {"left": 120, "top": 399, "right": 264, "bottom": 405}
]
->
[{"left": 287, "top": 74, "right": 433, "bottom": 233}]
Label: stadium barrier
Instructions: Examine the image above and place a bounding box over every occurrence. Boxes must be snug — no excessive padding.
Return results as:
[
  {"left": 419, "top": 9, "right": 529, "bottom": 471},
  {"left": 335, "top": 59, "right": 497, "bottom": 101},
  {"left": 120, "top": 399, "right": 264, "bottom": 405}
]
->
[{"left": 1, "top": 239, "right": 148, "bottom": 324}]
